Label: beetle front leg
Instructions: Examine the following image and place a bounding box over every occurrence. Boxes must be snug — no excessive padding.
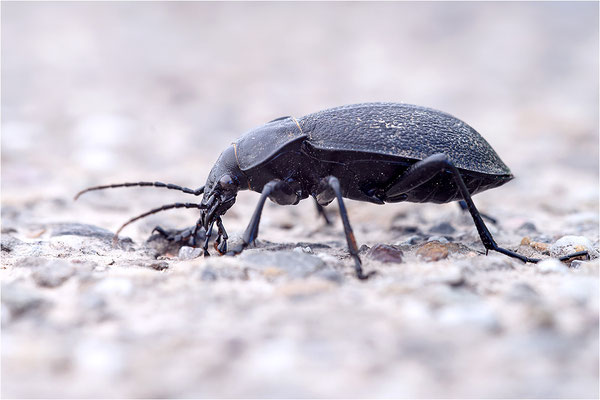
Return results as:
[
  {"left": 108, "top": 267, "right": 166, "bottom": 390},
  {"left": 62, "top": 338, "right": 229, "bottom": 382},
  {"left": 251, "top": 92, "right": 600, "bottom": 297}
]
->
[
  {"left": 202, "top": 220, "right": 216, "bottom": 256},
  {"left": 319, "top": 176, "right": 375, "bottom": 280},
  {"left": 228, "top": 180, "right": 298, "bottom": 255}
]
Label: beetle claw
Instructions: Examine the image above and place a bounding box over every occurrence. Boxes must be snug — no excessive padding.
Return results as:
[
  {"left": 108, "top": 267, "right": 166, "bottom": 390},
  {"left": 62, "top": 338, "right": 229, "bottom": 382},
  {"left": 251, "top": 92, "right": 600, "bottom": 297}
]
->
[
  {"left": 357, "top": 270, "right": 377, "bottom": 280},
  {"left": 216, "top": 240, "right": 227, "bottom": 255}
]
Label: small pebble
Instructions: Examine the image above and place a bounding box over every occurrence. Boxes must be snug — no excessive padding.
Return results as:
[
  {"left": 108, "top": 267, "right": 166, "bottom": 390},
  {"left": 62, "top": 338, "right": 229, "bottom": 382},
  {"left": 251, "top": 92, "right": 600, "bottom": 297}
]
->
[
  {"left": 417, "top": 241, "right": 449, "bottom": 261},
  {"left": 366, "top": 243, "right": 403, "bottom": 263},
  {"left": 532, "top": 242, "right": 549, "bottom": 252},
  {"left": 146, "top": 261, "right": 169, "bottom": 271},
  {"left": 521, "top": 237, "right": 550, "bottom": 253},
  {"left": 293, "top": 246, "right": 313, "bottom": 254},
  {"left": 178, "top": 246, "right": 203, "bottom": 260}
]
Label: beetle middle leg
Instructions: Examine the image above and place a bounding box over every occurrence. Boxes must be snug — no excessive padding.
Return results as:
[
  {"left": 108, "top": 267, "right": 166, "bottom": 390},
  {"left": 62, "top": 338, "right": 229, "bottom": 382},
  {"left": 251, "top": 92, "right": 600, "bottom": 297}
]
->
[
  {"left": 313, "top": 199, "right": 332, "bottom": 225},
  {"left": 316, "top": 176, "right": 375, "bottom": 280},
  {"left": 385, "top": 154, "right": 588, "bottom": 263},
  {"left": 458, "top": 200, "right": 497, "bottom": 224}
]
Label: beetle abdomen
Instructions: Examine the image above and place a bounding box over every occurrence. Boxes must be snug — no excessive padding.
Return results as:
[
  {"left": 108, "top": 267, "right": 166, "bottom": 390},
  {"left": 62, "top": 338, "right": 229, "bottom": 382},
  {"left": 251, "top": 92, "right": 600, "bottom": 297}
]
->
[{"left": 298, "top": 102, "right": 511, "bottom": 176}]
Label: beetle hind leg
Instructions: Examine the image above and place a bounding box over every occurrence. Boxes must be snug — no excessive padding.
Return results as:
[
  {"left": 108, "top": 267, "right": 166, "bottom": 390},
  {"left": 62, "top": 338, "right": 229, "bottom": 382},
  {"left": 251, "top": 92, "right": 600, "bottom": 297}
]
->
[{"left": 386, "top": 153, "right": 588, "bottom": 263}]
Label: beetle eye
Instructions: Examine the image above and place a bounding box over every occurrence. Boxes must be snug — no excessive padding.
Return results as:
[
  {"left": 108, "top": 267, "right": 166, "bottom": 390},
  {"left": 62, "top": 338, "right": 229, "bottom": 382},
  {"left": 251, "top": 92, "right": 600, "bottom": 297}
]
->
[{"left": 218, "top": 175, "right": 236, "bottom": 191}]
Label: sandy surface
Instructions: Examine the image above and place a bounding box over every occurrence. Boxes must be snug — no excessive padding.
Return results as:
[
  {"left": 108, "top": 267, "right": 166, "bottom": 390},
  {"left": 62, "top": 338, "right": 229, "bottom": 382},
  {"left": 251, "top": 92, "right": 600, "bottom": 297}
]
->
[{"left": 2, "top": 2, "right": 599, "bottom": 398}]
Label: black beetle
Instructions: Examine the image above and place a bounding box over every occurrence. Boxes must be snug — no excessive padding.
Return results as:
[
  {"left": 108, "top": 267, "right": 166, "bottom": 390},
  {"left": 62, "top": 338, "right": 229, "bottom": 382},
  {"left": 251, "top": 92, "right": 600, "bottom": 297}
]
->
[{"left": 76, "top": 102, "right": 587, "bottom": 278}]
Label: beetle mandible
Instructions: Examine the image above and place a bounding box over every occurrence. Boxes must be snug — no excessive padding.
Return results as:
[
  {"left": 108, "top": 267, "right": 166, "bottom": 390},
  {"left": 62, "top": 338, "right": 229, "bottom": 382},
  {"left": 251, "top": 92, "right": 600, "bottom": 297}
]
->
[{"left": 76, "top": 103, "right": 588, "bottom": 279}]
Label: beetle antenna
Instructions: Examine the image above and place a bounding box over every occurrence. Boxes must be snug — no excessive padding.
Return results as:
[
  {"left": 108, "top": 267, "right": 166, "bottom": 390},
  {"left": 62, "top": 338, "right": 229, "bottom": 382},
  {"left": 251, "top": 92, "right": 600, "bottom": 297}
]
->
[
  {"left": 113, "top": 202, "right": 206, "bottom": 242},
  {"left": 75, "top": 182, "right": 205, "bottom": 200}
]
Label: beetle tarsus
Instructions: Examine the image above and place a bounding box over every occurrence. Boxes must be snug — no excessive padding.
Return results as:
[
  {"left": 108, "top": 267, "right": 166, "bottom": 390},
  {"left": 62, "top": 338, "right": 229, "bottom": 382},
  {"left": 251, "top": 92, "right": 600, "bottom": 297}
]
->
[
  {"left": 558, "top": 251, "right": 590, "bottom": 262},
  {"left": 202, "top": 220, "right": 216, "bottom": 256}
]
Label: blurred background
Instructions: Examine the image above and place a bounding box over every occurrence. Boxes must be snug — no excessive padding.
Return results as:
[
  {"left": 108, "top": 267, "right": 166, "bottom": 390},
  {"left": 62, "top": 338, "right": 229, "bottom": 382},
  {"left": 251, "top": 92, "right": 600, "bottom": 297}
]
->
[
  {"left": 3, "top": 2, "right": 597, "bottom": 199},
  {"left": 2, "top": 2, "right": 598, "bottom": 398}
]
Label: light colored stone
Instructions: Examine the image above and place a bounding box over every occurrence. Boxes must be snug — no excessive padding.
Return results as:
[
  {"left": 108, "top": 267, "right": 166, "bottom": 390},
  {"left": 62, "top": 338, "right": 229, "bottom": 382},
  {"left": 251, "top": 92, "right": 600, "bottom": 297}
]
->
[
  {"left": 178, "top": 246, "right": 203, "bottom": 260},
  {"left": 550, "top": 236, "right": 598, "bottom": 259}
]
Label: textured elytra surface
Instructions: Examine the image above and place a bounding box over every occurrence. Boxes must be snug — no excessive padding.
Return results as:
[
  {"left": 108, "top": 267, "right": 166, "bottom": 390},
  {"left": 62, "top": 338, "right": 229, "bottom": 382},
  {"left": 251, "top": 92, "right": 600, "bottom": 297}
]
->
[{"left": 299, "top": 103, "right": 512, "bottom": 176}]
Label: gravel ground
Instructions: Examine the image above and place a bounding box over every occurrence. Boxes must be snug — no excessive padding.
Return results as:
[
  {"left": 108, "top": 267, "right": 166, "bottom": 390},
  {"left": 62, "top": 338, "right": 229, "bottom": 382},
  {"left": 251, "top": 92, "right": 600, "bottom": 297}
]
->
[{"left": 2, "top": 2, "right": 599, "bottom": 398}]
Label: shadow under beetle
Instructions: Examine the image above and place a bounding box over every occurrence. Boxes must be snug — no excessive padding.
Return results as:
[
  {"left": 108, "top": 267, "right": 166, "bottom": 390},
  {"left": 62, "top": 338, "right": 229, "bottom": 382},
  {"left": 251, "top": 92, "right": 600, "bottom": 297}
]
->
[{"left": 76, "top": 103, "right": 588, "bottom": 279}]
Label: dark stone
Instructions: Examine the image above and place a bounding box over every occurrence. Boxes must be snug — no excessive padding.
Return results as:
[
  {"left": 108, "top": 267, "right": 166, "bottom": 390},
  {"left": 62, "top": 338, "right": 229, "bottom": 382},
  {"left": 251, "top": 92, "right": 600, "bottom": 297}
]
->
[
  {"left": 517, "top": 222, "right": 538, "bottom": 234},
  {"left": 367, "top": 244, "right": 404, "bottom": 263},
  {"left": 430, "top": 222, "right": 456, "bottom": 235}
]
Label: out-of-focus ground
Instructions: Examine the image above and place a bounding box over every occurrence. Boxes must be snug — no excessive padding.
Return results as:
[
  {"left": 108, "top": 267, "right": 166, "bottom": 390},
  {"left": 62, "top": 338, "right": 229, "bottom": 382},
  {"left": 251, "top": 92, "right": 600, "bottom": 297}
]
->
[{"left": 1, "top": 2, "right": 598, "bottom": 398}]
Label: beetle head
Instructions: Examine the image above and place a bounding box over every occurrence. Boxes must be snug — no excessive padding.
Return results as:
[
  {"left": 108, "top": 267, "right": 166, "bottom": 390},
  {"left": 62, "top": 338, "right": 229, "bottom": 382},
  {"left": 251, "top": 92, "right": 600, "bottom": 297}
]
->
[{"left": 200, "top": 146, "right": 247, "bottom": 230}]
